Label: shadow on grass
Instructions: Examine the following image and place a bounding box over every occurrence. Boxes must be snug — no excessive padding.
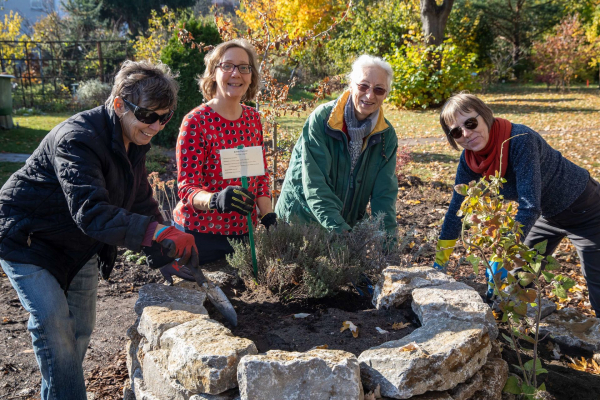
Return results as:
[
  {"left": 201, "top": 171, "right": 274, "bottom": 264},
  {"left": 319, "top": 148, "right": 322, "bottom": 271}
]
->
[
  {"left": 409, "top": 152, "right": 458, "bottom": 164},
  {"left": 0, "top": 162, "right": 24, "bottom": 187},
  {"left": 487, "top": 98, "right": 578, "bottom": 103},
  {"left": 0, "top": 126, "right": 48, "bottom": 154},
  {"left": 491, "top": 104, "right": 598, "bottom": 114}
]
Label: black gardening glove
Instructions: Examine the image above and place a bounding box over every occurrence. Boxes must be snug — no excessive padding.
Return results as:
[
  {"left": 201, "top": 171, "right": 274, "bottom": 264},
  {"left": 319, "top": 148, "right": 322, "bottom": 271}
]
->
[
  {"left": 209, "top": 186, "right": 255, "bottom": 215},
  {"left": 260, "top": 212, "right": 278, "bottom": 230}
]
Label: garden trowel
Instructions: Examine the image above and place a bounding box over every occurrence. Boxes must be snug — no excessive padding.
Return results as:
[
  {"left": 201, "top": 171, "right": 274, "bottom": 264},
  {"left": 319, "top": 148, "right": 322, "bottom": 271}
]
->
[
  {"left": 188, "top": 261, "right": 238, "bottom": 327},
  {"left": 142, "top": 242, "right": 238, "bottom": 326}
]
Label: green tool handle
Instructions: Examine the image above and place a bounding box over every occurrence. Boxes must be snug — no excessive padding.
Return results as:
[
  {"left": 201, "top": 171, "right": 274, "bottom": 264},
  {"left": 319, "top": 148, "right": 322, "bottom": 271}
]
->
[
  {"left": 241, "top": 176, "right": 258, "bottom": 277},
  {"left": 236, "top": 143, "right": 258, "bottom": 277}
]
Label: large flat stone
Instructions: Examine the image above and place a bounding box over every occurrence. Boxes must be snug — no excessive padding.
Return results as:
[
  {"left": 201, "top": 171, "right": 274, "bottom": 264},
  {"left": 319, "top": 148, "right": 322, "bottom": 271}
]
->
[
  {"left": 160, "top": 318, "right": 257, "bottom": 394},
  {"left": 537, "top": 307, "right": 600, "bottom": 352},
  {"left": 358, "top": 318, "right": 490, "bottom": 399},
  {"left": 372, "top": 266, "right": 455, "bottom": 309},
  {"left": 135, "top": 283, "right": 207, "bottom": 316},
  {"left": 138, "top": 305, "right": 207, "bottom": 349},
  {"left": 412, "top": 282, "right": 498, "bottom": 340},
  {"left": 471, "top": 358, "right": 508, "bottom": 400},
  {"left": 237, "top": 349, "right": 363, "bottom": 400},
  {"left": 143, "top": 350, "right": 192, "bottom": 400}
]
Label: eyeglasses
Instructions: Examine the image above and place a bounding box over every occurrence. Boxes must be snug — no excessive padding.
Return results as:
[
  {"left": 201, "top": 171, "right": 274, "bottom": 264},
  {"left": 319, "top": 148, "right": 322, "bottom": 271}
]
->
[
  {"left": 448, "top": 114, "right": 480, "bottom": 139},
  {"left": 217, "top": 62, "right": 252, "bottom": 74},
  {"left": 122, "top": 98, "right": 174, "bottom": 125},
  {"left": 355, "top": 83, "right": 387, "bottom": 96}
]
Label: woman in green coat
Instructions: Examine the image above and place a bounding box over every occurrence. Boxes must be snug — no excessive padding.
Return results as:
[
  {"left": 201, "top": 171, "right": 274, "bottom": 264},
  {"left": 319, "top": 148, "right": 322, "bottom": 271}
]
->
[{"left": 275, "top": 55, "right": 398, "bottom": 237}]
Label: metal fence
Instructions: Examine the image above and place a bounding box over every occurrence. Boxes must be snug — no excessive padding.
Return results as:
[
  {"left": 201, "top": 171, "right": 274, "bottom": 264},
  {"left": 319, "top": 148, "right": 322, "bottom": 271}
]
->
[{"left": 0, "top": 40, "right": 129, "bottom": 109}]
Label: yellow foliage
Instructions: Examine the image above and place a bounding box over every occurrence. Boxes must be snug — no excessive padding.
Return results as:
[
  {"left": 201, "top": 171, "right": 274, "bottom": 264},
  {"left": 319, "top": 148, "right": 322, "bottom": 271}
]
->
[
  {"left": 133, "top": 6, "right": 178, "bottom": 63},
  {"left": 0, "top": 11, "right": 26, "bottom": 69},
  {"left": 237, "top": 0, "right": 346, "bottom": 39}
]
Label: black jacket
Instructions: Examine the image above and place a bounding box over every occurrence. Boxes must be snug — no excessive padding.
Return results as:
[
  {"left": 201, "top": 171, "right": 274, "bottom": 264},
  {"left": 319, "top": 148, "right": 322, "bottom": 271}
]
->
[{"left": 0, "top": 106, "right": 163, "bottom": 289}]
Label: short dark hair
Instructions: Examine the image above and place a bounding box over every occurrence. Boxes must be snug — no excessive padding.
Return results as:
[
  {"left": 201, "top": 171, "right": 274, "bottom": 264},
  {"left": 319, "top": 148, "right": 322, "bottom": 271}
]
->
[
  {"left": 106, "top": 60, "right": 179, "bottom": 111},
  {"left": 439, "top": 92, "right": 495, "bottom": 150},
  {"left": 199, "top": 39, "right": 259, "bottom": 102}
]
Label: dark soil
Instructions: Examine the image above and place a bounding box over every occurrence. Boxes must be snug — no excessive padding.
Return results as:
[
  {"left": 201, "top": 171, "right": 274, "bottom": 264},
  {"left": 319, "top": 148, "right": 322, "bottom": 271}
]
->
[{"left": 1, "top": 181, "right": 600, "bottom": 399}]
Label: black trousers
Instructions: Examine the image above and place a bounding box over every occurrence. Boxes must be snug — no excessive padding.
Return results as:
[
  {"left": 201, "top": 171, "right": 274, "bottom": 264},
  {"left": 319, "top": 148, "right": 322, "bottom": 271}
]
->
[{"left": 524, "top": 177, "right": 600, "bottom": 316}]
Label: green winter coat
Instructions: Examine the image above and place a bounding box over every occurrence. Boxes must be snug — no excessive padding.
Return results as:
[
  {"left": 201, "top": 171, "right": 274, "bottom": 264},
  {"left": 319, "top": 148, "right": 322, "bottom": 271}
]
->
[{"left": 275, "top": 90, "right": 398, "bottom": 235}]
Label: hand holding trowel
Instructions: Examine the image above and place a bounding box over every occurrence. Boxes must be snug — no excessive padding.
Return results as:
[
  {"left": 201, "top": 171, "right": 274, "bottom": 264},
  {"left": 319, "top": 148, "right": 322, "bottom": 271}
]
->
[{"left": 143, "top": 241, "right": 238, "bottom": 327}]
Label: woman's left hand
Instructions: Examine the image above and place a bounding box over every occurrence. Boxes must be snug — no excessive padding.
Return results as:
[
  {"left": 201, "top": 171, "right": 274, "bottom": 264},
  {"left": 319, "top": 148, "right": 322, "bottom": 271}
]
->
[{"left": 260, "top": 212, "right": 277, "bottom": 230}]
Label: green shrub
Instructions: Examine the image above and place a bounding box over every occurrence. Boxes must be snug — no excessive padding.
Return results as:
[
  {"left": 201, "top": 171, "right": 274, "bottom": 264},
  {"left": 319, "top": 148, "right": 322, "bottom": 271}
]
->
[
  {"left": 155, "top": 16, "right": 221, "bottom": 147},
  {"left": 386, "top": 38, "right": 480, "bottom": 109},
  {"left": 226, "top": 215, "right": 394, "bottom": 299},
  {"left": 76, "top": 79, "right": 112, "bottom": 109}
]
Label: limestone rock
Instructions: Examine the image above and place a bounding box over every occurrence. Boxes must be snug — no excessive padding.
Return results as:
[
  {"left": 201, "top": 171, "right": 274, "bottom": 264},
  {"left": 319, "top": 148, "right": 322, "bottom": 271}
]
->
[
  {"left": 537, "top": 307, "right": 600, "bottom": 352},
  {"left": 135, "top": 283, "right": 207, "bottom": 316},
  {"left": 471, "top": 358, "right": 508, "bottom": 400},
  {"left": 126, "top": 318, "right": 143, "bottom": 394},
  {"left": 143, "top": 350, "right": 192, "bottom": 400},
  {"left": 189, "top": 389, "right": 240, "bottom": 399},
  {"left": 358, "top": 318, "right": 491, "bottom": 399},
  {"left": 138, "top": 306, "right": 207, "bottom": 349},
  {"left": 373, "top": 266, "right": 455, "bottom": 309},
  {"left": 160, "top": 318, "right": 257, "bottom": 394},
  {"left": 238, "top": 349, "right": 363, "bottom": 400},
  {"left": 132, "top": 369, "right": 160, "bottom": 400},
  {"left": 412, "top": 282, "right": 498, "bottom": 340}
]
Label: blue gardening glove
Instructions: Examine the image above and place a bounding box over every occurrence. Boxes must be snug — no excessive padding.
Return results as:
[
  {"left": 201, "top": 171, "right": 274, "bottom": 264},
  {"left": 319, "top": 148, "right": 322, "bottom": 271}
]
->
[{"left": 485, "top": 261, "right": 508, "bottom": 300}]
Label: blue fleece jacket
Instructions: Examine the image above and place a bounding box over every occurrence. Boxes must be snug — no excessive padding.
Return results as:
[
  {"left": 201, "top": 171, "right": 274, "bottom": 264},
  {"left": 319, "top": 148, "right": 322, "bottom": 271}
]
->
[{"left": 440, "top": 123, "right": 589, "bottom": 240}]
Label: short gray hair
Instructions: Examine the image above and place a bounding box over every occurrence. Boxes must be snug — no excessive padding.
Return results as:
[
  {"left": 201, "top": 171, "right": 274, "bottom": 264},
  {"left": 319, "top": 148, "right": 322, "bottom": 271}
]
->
[
  {"left": 106, "top": 60, "right": 179, "bottom": 111},
  {"left": 347, "top": 55, "right": 394, "bottom": 91},
  {"left": 440, "top": 92, "right": 495, "bottom": 150}
]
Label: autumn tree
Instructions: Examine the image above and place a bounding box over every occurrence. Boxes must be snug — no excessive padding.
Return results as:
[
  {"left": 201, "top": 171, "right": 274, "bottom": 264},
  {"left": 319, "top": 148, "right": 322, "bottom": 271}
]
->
[
  {"left": 419, "top": 0, "right": 455, "bottom": 46},
  {"left": 532, "top": 14, "right": 592, "bottom": 90},
  {"left": 237, "top": 0, "right": 347, "bottom": 40},
  {"left": 0, "top": 11, "right": 26, "bottom": 71}
]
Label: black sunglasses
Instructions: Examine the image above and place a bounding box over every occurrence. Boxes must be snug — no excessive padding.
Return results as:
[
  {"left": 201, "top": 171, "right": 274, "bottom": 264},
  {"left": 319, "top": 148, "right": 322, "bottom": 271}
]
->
[
  {"left": 356, "top": 83, "right": 387, "bottom": 96},
  {"left": 448, "top": 114, "right": 480, "bottom": 139},
  {"left": 122, "top": 98, "right": 174, "bottom": 126}
]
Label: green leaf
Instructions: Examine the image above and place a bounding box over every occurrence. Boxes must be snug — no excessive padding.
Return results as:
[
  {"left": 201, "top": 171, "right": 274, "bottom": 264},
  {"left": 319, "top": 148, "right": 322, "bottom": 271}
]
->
[
  {"left": 538, "top": 383, "right": 547, "bottom": 391},
  {"left": 518, "top": 272, "right": 536, "bottom": 287},
  {"left": 503, "top": 375, "right": 521, "bottom": 394},
  {"left": 545, "top": 255, "right": 560, "bottom": 271},
  {"left": 455, "top": 184, "right": 468, "bottom": 196},
  {"left": 521, "top": 384, "right": 536, "bottom": 395},
  {"left": 502, "top": 333, "right": 515, "bottom": 348},
  {"left": 513, "top": 302, "right": 528, "bottom": 316},
  {"left": 533, "top": 240, "right": 548, "bottom": 254},
  {"left": 532, "top": 260, "right": 542, "bottom": 273},
  {"left": 536, "top": 368, "right": 549, "bottom": 376},
  {"left": 541, "top": 270, "right": 555, "bottom": 283},
  {"left": 465, "top": 254, "right": 481, "bottom": 274},
  {"left": 553, "top": 285, "right": 568, "bottom": 299}
]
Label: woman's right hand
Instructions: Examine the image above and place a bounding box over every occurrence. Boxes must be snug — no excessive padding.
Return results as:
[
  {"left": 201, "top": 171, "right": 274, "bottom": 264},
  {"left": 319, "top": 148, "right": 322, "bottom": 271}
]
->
[{"left": 209, "top": 186, "right": 255, "bottom": 215}]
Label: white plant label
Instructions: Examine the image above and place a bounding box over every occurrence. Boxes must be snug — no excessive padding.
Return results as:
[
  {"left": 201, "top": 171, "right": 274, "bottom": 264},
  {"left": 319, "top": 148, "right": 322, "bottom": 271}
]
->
[{"left": 219, "top": 146, "right": 265, "bottom": 179}]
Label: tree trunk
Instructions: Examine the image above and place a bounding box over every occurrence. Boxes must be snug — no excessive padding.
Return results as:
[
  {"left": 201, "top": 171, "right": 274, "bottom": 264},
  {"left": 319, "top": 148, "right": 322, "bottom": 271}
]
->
[{"left": 420, "top": 0, "right": 455, "bottom": 46}]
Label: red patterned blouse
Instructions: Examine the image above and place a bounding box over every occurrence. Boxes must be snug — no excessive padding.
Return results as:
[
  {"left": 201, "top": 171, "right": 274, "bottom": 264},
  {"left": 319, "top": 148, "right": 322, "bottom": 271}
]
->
[{"left": 173, "top": 104, "right": 270, "bottom": 235}]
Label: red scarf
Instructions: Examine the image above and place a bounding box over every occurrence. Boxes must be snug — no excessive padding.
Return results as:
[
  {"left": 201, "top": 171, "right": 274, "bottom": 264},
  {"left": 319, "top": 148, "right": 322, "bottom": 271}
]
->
[{"left": 465, "top": 118, "right": 512, "bottom": 179}]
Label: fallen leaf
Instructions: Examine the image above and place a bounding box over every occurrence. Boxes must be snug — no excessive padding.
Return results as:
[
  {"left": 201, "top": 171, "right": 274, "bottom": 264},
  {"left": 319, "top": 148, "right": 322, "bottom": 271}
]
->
[
  {"left": 341, "top": 321, "right": 359, "bottom": 338},
  {"left": 309, "top": 344, "right": 329, "bottom": 350},
  {"left": 399, "top": 342, "right": 419, "bottom": 352},
  {"left": 392, "top": 322, "right": 410, "bottom": 330},
  {"left": 376, "top": 327, "right": 389, "bottom": 334}
]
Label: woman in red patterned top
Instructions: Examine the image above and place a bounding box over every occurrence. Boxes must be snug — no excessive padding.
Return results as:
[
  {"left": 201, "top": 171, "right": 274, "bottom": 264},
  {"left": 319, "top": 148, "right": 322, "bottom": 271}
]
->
[{"left": 161, "top": 39, "right": 276, "bottom": 281}]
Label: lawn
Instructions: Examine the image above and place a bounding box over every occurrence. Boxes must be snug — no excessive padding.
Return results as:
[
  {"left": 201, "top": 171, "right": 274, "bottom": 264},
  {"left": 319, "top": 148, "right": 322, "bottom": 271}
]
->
[{"left": 2, "top": 84, "right": 600, "bottom": 187}]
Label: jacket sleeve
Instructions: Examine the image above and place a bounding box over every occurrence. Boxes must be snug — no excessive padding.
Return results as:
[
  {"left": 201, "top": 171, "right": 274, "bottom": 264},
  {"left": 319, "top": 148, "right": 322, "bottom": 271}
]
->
[
  {"left": 370, "top": 128, "right": 399, "bottom": 235},
  {"left": 130, "top": 158, "right": 164, "bottom": 223},
  {"left": 301, "top": 111, "right": 352, "bottom": 233},
  {"left": 54, "top": 131, "right": 154, "bottom": 251},
  {"left": 439, "top": 153, "right": 478, "bottom": 240}
]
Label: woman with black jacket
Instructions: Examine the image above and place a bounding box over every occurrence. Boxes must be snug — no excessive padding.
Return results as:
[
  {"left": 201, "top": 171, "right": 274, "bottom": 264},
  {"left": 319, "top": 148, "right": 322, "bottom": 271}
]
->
[{"left": 0, "top": 60, "right": 198, "bottom": 399}]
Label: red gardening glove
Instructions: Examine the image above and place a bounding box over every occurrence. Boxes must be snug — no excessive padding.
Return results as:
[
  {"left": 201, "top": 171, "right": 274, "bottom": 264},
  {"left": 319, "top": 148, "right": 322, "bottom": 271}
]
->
[{"left": 155, "top": 226, "right": 198, "bottom": 266}]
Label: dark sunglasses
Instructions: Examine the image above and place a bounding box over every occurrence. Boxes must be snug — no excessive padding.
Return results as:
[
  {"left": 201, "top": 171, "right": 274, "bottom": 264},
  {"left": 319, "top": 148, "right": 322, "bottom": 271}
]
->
[
  {"left": 356, "top": 83, "right": 387, "bottom": 96},
  {"left": 217, "top": 62, "right": 252, "bottom": 74},
  {"left": 122, "top": 98, "right": 174, "bottom": 126},
  {"left": 448, "top": 114, "right": 480, "bottom": 139}
]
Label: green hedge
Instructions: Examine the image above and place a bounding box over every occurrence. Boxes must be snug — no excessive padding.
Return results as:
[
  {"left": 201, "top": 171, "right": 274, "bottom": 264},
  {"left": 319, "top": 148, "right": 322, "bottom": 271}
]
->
[{"left": 155, "top": 17, "right": 221, "bottom": 147}]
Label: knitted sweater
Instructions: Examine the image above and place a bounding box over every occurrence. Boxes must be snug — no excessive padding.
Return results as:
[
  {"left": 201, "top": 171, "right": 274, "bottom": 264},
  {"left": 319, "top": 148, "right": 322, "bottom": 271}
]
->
[{"left": 440, "top": 123, "right": 589, "bottom": 240}]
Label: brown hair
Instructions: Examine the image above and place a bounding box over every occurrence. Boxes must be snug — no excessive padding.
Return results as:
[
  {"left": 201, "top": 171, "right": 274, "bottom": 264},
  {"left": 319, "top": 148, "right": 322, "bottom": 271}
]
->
[
  {"left": 439, "top": 92, "right": 495, "bottom": 150},
  {"left": 199, "top": 39, "right": 259, "bottom": 102},
  {"left": 106, "top": 60, "right": 179, "bottom": 111}
]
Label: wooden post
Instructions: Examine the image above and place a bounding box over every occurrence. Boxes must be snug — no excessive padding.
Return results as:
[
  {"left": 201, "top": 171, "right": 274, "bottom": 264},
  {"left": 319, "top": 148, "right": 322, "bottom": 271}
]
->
[{"left": 96, "top": 41, "right": 104, "bottom": 82}]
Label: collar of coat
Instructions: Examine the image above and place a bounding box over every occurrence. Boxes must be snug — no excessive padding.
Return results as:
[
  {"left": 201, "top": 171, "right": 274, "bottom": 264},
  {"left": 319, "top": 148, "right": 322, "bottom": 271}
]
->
[{"left": 327, "top": 90, "right": 389, "bottom": 138}]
